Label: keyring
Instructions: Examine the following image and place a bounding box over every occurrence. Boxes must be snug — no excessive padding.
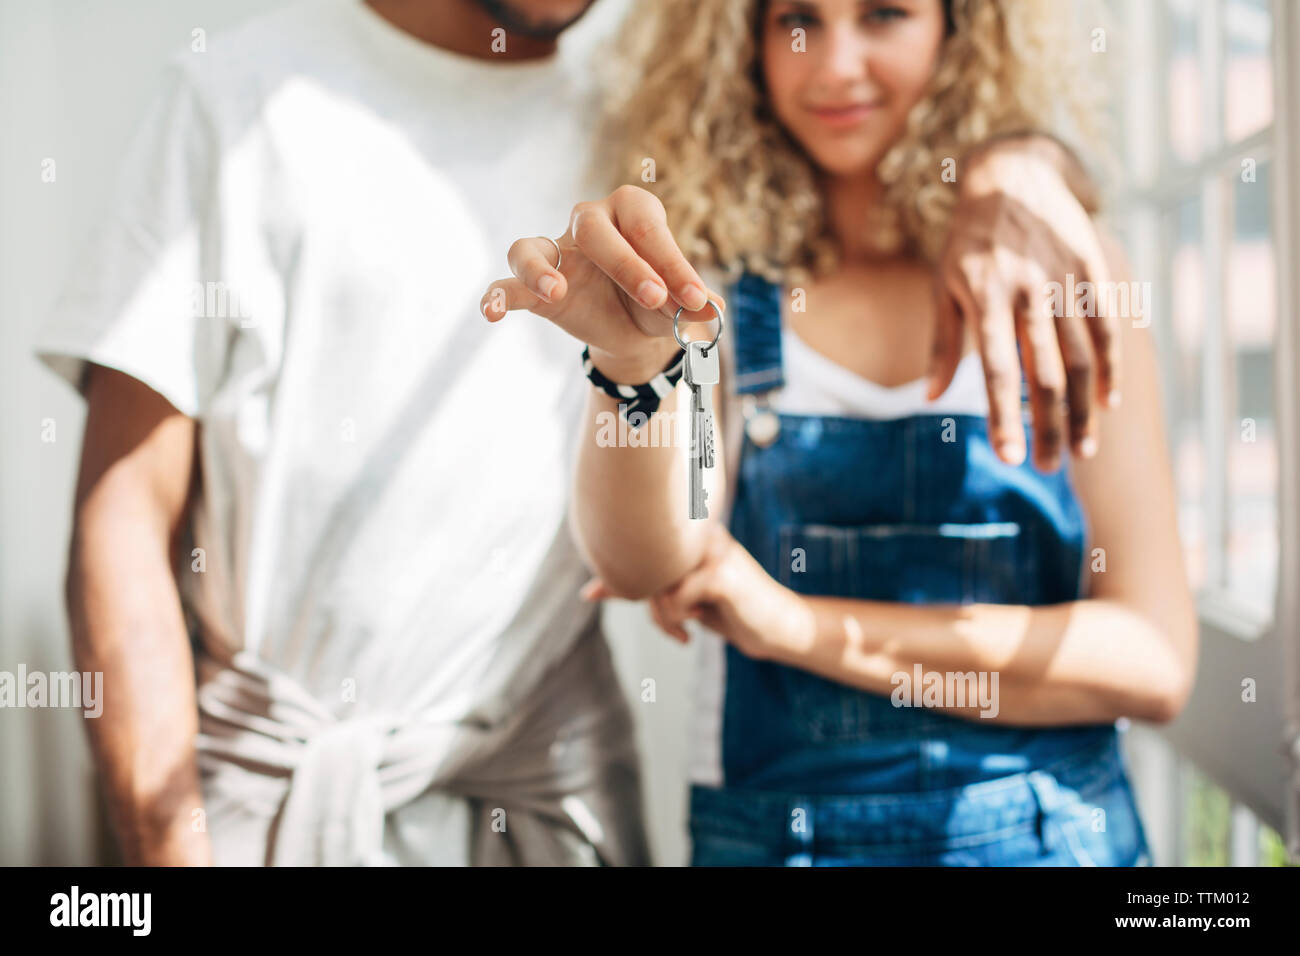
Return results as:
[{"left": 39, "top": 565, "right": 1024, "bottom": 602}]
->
[
  {"left": 541, "top": 236, "right": 562, "bottom": 270},
  {"left": 673, "top": 299, "right": 724, "bottom": 353}
]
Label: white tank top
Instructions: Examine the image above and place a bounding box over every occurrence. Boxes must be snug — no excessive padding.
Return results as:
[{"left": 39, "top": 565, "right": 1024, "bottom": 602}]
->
[{"left": 774, "top": 324, "right": 989, "bottom": 417}]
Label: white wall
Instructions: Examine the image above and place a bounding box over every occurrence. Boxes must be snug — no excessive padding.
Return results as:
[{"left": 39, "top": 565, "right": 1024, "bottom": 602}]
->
[
  {"left": 0, "top": 0, "right": 692, "bottom": 867},
  {"left": 0, "top": 0, "right": 299, "bottom": 868}
]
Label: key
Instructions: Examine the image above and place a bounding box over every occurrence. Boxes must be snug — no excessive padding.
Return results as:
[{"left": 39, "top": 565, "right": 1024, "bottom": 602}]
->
[{"left": 683, "top": 340, "right": 719, "bottom": 519}]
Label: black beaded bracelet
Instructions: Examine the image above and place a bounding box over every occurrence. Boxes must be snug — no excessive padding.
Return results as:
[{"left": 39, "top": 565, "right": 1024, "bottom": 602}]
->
[{"left": 582, "top": 345, "right": 686, "bottom": 428}]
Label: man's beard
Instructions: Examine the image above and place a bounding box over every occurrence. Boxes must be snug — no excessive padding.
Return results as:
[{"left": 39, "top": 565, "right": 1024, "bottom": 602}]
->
[{"left": 469, "top": 0, "right": 594, "bottom": 40}]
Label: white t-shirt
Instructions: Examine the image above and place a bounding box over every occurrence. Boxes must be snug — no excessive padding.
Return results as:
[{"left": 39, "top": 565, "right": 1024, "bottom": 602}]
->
[{"left": 34, "top": 0, "right": 624, "bottom": 858}]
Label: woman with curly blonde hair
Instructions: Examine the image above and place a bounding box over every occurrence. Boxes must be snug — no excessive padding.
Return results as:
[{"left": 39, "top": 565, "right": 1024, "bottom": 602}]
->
[
  {"left": 594, "top": 0, "right": 1102, "bottom": 279},
  {"left": 485, "top": 0, "right": 1194, "bottom": 866}
]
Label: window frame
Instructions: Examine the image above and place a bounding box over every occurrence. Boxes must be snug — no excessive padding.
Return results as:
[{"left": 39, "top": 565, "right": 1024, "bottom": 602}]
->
[{"left": 1113, "top": 0, "right": 1299, "bottom": 855}]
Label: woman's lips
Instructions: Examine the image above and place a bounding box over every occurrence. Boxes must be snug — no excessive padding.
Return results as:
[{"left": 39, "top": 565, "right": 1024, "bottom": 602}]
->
[{"left": 808, "top": 102, "right": 880, "bottom": 128}]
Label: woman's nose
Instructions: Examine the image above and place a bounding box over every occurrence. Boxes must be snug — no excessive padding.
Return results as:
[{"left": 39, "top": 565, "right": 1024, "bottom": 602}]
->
[{"left": 818, "top": 22, "right": 872, "bottom": 84}]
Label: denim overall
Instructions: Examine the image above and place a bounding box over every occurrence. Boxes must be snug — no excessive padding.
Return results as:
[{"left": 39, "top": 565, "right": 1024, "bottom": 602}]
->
[{"left": 688, "top": 273, "right": 1153, "bottom": 866}]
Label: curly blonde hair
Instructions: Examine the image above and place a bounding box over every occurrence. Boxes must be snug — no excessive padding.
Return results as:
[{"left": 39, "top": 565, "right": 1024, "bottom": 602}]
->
[{"left": 592, "top": 0, "right": 1109, "bottom": 284}]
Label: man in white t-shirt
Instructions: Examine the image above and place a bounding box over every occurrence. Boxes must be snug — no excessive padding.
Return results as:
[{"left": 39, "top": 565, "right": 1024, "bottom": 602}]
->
[
  {"left": 35, "top": 0, "right": 1119, "bottom": 867},
  {"left": 37, "top": 0, "right": 651, "bottom": 866}
]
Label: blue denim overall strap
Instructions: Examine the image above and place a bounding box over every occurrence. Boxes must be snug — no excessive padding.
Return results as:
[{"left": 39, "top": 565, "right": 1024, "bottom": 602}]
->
[
  {"left": 694, "top": 272, "right": 1150, "bottom": 865},
  {"left": 730, "top": 272, "right": 786, "bottom": 395}
]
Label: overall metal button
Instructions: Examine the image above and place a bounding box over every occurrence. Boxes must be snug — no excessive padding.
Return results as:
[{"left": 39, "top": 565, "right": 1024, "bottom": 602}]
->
[{"left": 742, "top": 394, "right": 781, "bottom": 447}]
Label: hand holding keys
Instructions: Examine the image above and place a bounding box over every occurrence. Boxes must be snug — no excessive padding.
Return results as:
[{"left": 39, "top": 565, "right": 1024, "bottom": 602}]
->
[{"left": 675, "top": 301, "right": 723, "bottom": 520}]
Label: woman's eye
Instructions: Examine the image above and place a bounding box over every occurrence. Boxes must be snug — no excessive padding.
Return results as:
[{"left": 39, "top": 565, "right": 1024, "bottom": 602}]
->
[
  {"left": 775, "top": 11, "right": 819, "bottom": 30},
  {"left": 864, "top": 6, "right": 907, "bottom": 23}
]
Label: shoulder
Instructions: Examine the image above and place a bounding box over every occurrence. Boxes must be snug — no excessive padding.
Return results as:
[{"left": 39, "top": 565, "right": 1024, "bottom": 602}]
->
[
  {"left": 156, "top": 0, "right": 356, "bottom": 138},
  {"left": 1092, "top": 222, "right": 1154, "bottom": 352}
]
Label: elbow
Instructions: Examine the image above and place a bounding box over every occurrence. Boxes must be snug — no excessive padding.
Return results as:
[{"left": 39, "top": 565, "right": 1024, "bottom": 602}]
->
[
  {"left": 590, "top": 524, "right": 717, "bottom": 601},
  {"left": 1157, "top": 636, "right": 1198, "bottom": 724},
  {"left": 565, "top": 510, "right": 668, "bottom": 602},
  {"left": 1135, "top": 611, "right": 1199, "bottom": 726},
  {"left": 1141, "top": 671, "right": 1193, "bottom": 726},
  {"left": 582, "top": 549, "right": 692, "bottom": 602},
  {"left": 567, "top": 503, "right": 710, "bottom": 601},
  {"left": 590, "top": 571, "right": 658, "bottom": 603}
]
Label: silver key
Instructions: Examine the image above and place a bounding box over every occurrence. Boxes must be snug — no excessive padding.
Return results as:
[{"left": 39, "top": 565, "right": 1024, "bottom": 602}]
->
[{"left": 684, "top": 340, "right": 719, "bottom": 519}]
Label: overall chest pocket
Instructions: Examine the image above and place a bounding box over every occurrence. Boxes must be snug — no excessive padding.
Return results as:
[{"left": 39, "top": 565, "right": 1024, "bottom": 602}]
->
[{"left": 773, "top": 521, "right": 1037, "bottom": 742}]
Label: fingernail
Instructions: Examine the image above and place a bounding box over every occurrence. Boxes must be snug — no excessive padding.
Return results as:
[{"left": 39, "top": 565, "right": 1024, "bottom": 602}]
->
[
  {"left": 680, "top": 284, "right": 708, "bottom": 311},
  {"left": 636, "top": 280, "right": 666, "bottom": 309},
  {"left": 1079, "top": 436, "right": 1098, "bottom": 458},
  {"left": 1108, "top": 390, "right": 1122, "bottom": 409},
  {"left": 998, "top": 440, "right": 1026, "bottom": 465},
  {"left": 537, "top": 275, "right": 557, "bottom": 301}
]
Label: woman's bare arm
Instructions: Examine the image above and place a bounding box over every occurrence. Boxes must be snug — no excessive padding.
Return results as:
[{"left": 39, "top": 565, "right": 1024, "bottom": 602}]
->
[
  {"left": 570, "top": 371, "right": 727, "bottom": 599},
  {"left": 482, "top": 186, "right": 728, "bottom": 598}
]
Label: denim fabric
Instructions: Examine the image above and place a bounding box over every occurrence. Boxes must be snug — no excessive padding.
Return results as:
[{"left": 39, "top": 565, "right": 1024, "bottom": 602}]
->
[
  {"left": 691, "top": 733, "right": 1153, "bottom": 866},
  {"left": 696, "top": 273, "right": 1153, "bottom": 866}
]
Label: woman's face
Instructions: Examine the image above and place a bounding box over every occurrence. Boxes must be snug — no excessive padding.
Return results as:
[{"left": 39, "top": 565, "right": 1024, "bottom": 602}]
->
[{"left": 762, "top": 0, "right": 947, "bottom": 177}]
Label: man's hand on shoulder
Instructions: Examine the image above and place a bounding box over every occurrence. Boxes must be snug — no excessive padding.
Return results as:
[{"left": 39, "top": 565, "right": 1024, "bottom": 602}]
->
[{"left": 930, "top": 134, "right": 1121, "bottom": 473}]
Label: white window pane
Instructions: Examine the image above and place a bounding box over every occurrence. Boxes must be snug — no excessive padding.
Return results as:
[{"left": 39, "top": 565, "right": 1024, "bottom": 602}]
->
[
  {"left": 1223, "top": 0, "right": 1273, "bottom": 141},
  {"left": 1225, "top": 161, "right": 1277, "bottom": 611},
  {"left": 1167, "top": 0, "right": 1203, "bottom": 162},
  {"left": 1168, "top": 196, "right": 1208, "bottom": 590}
]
